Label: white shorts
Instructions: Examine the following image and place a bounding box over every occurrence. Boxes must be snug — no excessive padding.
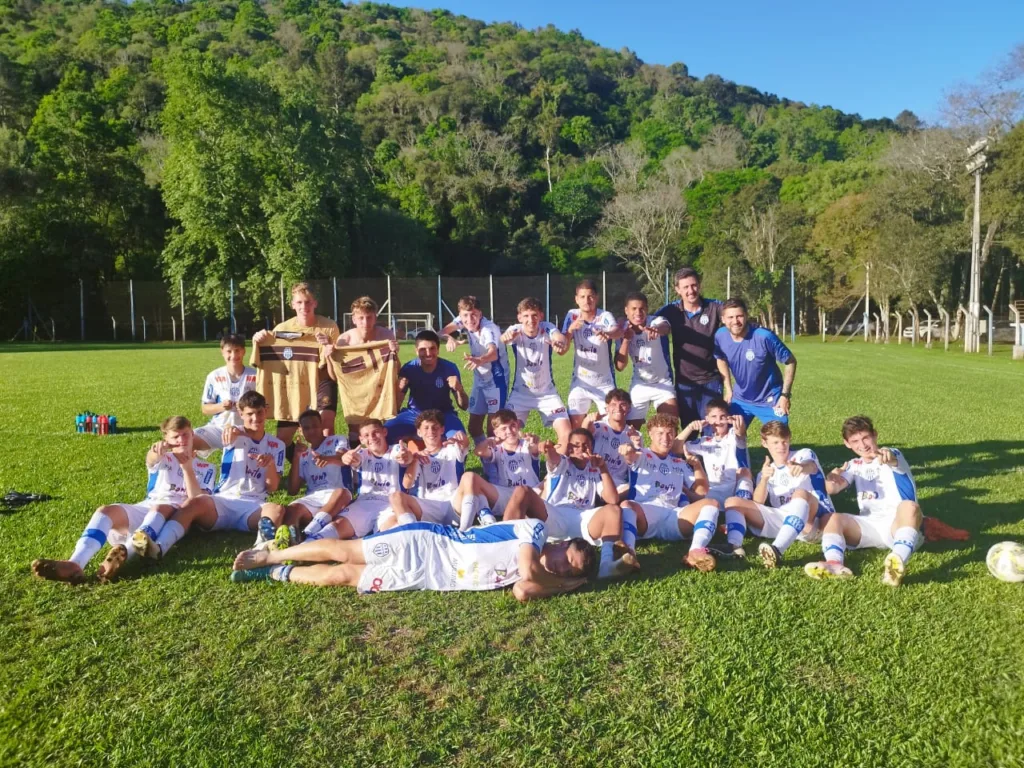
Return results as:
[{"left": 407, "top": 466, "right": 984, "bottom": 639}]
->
[
  {"left": 357, "top": 528, "right": 428, "bottom": 594},
  {"left": 567, "top": 379, "right": 615, "bottom": 416},
  {"left": 508, "top": 388, "right": 569, "bottom": 428},
  {"left": 748, "top": 503, "right": 814, "bottom": 542},
  {"left": 209, "top": 496, "right": 262, "bottom": 532},
  {"left": 851, "top": 513, "right": 898, "bottom": 550},
  {"left": 633, "top": 502, "right": 687, "bottom": 541},
  {"left": 707, "top": 485, "right": 736, "bottom": 507},
  {"left": 415, "top": 497, "right": 457, "bottom": 525},
  {"left": 491, "top": 486, "right": 516, "bottom": 517},
  {"left": 290, "top": 488, "right": 344, "bottom": 516},
  {"left": 542, "top": 503, "right": 600, "bottom": 544},
  {"left": 468, "top": 382, "right": 504, "bottom": 416},
  {"left": 193, "top": 423, "right": 225, "bottom": 456},
  {"left": 627, "top": 382, "right": 676, "bottom": 421},
  {"left": 107, "top": 500, "right": 170, "bottom": 546},
  {"left": 341, "top": 497, "right": 390, "bottom": 538}
]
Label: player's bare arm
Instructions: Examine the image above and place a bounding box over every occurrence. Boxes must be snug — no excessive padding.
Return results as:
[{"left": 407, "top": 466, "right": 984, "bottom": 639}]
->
[
  {"left": 538, "top": 439, "right": 561, "bottom": 470},
  {"left": 447, "top": 374, "right": 469, "bottom": 410},
  {"left": 778, "top": 359, "right": 796, "bottom": 415},
  {"left": 256, "top": 452, "right": 281, "bottom": 493},
  {"left": 287, "top": 440, "right": 307, "bottom": 495},
  {"left": 685, "top": 455, "right": 709, "bottom": 500},
  {"left": 716, "top": 358, "right": 734, "bottom": 401},
  {"left": 754, "top": 456, "right": 774, "bottom": 504},
  {"left": 672, "top": 419, "right": 705, "bottom": 453},
  {"left": 826, "top": 464, "right": 850, "bottom": 495},
  {"left": 614, "top": 337, "right": 630, "bottom": 372},
  {"left": 402, "top": 453, "right": 423, "bottom": 490},
  {"left": 512, "top": 546, "right": 587, "bottom": 603},
  {"left": 591, "top": 454, "right": 618, "bottom": 506},
  {"left": 146, "top": 440, "right": 168, "bottom": 469}
]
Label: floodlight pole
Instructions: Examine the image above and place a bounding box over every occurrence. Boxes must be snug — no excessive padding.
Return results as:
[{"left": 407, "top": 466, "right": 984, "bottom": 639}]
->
[
  {"left": 864, "top": 263, "right": 870, "bottom": 342},
  {"left": 790, "top": 265, "right": 796, "bottom": 342},
  {"left": 965, "top": 139, "right": 988, "bottom": 354}
]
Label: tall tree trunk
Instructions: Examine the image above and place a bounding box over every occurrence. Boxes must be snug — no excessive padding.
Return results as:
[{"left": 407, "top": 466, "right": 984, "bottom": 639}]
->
[{"left": 545, "top": 145, "right": 552, "bottom": 193}]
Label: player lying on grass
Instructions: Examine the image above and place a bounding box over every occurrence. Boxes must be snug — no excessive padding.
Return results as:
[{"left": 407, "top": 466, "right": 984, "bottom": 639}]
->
[
  {"left": 581, "top": 388, "right": 643, "bottom": 499},
  {"left": 231, "top": 519, "right": 595, "bottom": 602},
  {"left": 385, "top": 330, "right": 467, "bottom": 445},
  {"left": 502, "top": 296, "right": 571, "bottom": 450},
  {"left": 265, "top": 409, "right": 352, "bottom": 548},
  {"left": 32, "top": 416, "right": 216, "bottom": 584},
  {"left": 615, "top": 291, "right": 677, "bottom": 428},
  {"left": 618, "top": 414, "right": 721, "bottom": 572},
  {"left": 440, "top": 295, "right": 509, "bottom": 446},
  {"left": 451, "top": 408, "right": 542, "bottom": 530},
  {"left": 302, "top": 420, "right": 415, "bottom": 541},
  {"left": 378, "top": 410, "right": 469, "bottom": 530},
  {"left": 559, "top": 279, "right": 623, "bottom": 430},
  {"left": 721, "top": 421, "right": 834, "bottom": 568},
  {"left": 192, "top": 334, "right": 257, "bottom": 457},
  {"left": 804, "top": 415, "right": 924, "bottom": 587},
  {"left": 674, "top": 399, "right": 754, "bottom": 506},
  {"left": 502, "top": 430, "right": 640, "bottom": 580},
  {"left": 135, "top": 392, "right": 286, "bottom": 561}
]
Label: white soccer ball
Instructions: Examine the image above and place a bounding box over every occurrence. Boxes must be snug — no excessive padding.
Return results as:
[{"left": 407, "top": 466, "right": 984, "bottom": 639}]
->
[{"left": 986, "top": 541, "right": 1024, "bottom": 583}]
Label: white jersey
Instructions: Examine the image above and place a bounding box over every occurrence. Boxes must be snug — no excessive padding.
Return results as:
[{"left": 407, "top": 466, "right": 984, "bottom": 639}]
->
[
  {"left": 354, "top": 445, "right": 405, "bottom": 501},
  {"left": 145, "top": 453, "right": 217, "bottom": 504},
  {"left": 413, "top": 443, "right": 467, "bottom": 501},
  {"left": 626, "top": 448, "right": 695, "bottom": 508},
  {"left": 453, "top": 316, "right": 509, "bottom": 389},
  {"left": 543, "top": 456, "right": 605, "bottom": 510},
  {"left": 838, "top": 449, "right": 917, "bottom": 514},
  {"left": 757, "top": 448, "right": 834, "bottom": 513},
  {"left": 592, "top": 421, "right": 636, "bottom": 486},
  {"left": 686, "top": 429, "right": 749, "bottom": 492},
  {"left": 298, "top": 434, "right": 351, "bottom": 494},
  {"left": 562, "top": 309, "right": 617, "bottom": 387},
  {"left": 483, "top": 439, "right": 541, "bottom": 489},
  {"left": 622, "top": 318, "right": 673, "bottom": 387},
  {"left": 507, "top": 322, "right": 558, "bottom": 395},
  {"left": 216, "top": 433, "right": 286, "bottom": 501},
  {"left": 201, "top": 366, "right": 258, "bottom": 430}
]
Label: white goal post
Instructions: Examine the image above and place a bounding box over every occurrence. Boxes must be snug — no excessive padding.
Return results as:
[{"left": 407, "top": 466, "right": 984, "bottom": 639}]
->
[{"left": 342, "top": 312, "right": 435, "bottom": 340}]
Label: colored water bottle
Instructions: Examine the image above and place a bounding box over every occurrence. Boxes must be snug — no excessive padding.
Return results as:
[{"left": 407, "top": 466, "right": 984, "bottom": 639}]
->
[
  {"left": 75, "top": 413, "right": 83, "bottom": 433},
  {"left": 100, "top": 415, "right": 109, "bottom": 435},
  {"left": 109, "top": 415, "right": 117, "bottom": 434},
  {"left": 92, "top": 415, "right": 99, "bottom": 434}
]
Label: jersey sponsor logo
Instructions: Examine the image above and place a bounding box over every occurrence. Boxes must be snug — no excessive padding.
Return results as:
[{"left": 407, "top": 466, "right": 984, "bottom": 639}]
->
[
  {"left": 858, "top": 491, "right": 878, "bottom": 501},
  {"left": 551, "top": 407, "right": 567, "bottom": 415},
  {"left": 745, "top": 350, "right": 755, "bottom": 361},
  {"left": 372, "top": 542, "right": 391, "bottom": 557},
  {"left": 487, "top": 398, "right": 498, "bottom": 406},
  {"left": 369, "top": 577, "right": 385, "bottom": 593}
]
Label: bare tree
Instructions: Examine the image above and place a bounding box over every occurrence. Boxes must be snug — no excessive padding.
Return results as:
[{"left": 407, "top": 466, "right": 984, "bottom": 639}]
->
[
  {"left": 942, "top": 43, "right": 1024, "bottom": 139},
  {"left": 663, "top": 124, "right": 745, "bottom": 185},
  {"left": 739, "top": 205, "right": 790, "bottom": 328}
]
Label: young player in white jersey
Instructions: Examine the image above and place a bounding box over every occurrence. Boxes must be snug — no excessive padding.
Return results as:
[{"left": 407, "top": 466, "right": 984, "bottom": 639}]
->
[
  {"left": 307, "top": 419, "right": 415, "bottom": 540},
  {"left": 722, "top": 421, "right": 834, "bottom": 569},
  {"left": 137, "top": 392, "right": 287, "bottom": 562},
  {"left": 379, "top": 410, "right": 469, "bottom": 530},
  {"left": 615, "top": 291, "right": 677, "bottom": 427},
  {"left": 618, "top": 414, "right": 721, "bottom": 572},
  {"left": 32, "top": 416, "right": 215, "bottom": 584},
  {"left": 675, "top": 399, "right": 754, "bottom": 505},
  {"left": 805, "top": 415, "right": 923, "bottom": 587},
  {"left": 231, "top": 519, "right": 596, "bottom": 602},
  {"left": 559, "top": 279, "right": 623, "bottom": 428},
  {"left": 501, "top": 296, "right": 571, "bottom": 448},
  {"left": 441, "top": 295, "right": 510, "bottom": 445},
  {"left": 502, "top": 430, "right": 640, "bottom": 580},
  {"left": 582, "top": 389, "right": 643, "bottom": 498},
  {"left": 192, "top": 334, "right": 258, "bottom": 455},
  {"left": 266, "top": 409, "right": 353, "bottom": 550}
]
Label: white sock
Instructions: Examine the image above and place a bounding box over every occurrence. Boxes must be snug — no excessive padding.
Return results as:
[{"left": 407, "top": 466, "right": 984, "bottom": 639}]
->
[
  {"left": 620, "top": 506, "right": 638, "bottom": 551},
  {"left": 725, "top": 508, "right": 746, "bottom": 547},
  {"left": 124, "top": 536, "right": 139, "bottom": 560},
  {"left": 138, "top": 509, "right": 167, "bottom": 540},
  {"left": 772, "top": 498, "right": 809, "bottom": 554},
  {"left": 735, "top": 478, "right": 754, "bottom": 500},
  {"left": 154, "top": 519, "right": 186, "bottom": 557},
  {"left": 69, "top": 511, "right": 113, "bottom": 568},
  {"left": 270, "top": 565, "right": 293, "bottom": 582},
  {"left": 460, "top": 495, "right": 483, "bottom": 531},
  {"left": 891, "top": 526, "right": 918, "bottom": 564},
  {"left": 822, "top": 532, "right": 846, "bottom": 564},
  {"left": 309, "top": 524, "right": 340, "bottom": 541},
  {"left": 597, "top": 540, "right": 615, "bottom": 579},
  {"left": 303, "top": 511, "right": 333, "bottom": 537},
  {"left": 690, "top": 505, "right": 719, "bottom": 552},
  {"left": 397, "top": 512, "right": 417, "bottom": 526}
]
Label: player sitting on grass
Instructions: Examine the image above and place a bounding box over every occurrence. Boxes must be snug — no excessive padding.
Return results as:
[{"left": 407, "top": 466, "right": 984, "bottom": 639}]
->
[
  {"left": 675, "top": 399, "right": 754, "bottom": 506},
  {"left": 805, "top": 415, "right": 923, "bottom": 587},
  {"left": 32, "top": 416, "right": 216, "bottom": 584},
  {"left": 385, "top": 330, "right": 467, "bottom": 444},
  {"left": 231, "top": 519, "right": 595, "bottom": 602},
  {"left": 378, "top": 410, "right": 469, "bottom": 530},
  {"left": 267, "top": 409, "right": 353, "bottom": 548},
  {"left": 502, "top": 430, "right": 640, "bottom": 580},
  {"left": 560, "top": 279, "right": 623, "bottom": 429},
  {"left": 308, "top": 420, "right": 415, "bottom": 540},
  {"left": 582, "top": 388, "right": 643, "bottom": 499},
  {"left": 615, "top": 291, "right": 677, "bottom": 427},
  {"left": 136, "top": 392, "right": 286, "bottom": 561},
  {"left": 618, "top": 414, "right": 720, "bottom": 572},
  {"left": 502, "top": 297, "right": 571, "bottom": 450},
  {"left": 722, "top": 421, "right": 834, "bottom": 568},
  {"left": 192, "top": 334, "right": 257, "bottom": 456},
  {"left": 451, "top": 408, "right": 542, "bottom": 530}
]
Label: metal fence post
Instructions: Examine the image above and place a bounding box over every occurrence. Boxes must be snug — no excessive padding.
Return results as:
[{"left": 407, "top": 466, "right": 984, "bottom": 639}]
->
[
  {"left": 983, "top": 305, "right": 994, "bottom": 356},
  {"left": 664, "top": 269, "right": 669, "bottom": 305},
  {"left": 129, "top": 279, "right": 136, "bottom": 341},
  {"left": 726, "top": 266, "right": 731, "bottom": 300},
  {"left": 545, "top": 273, "right": 551, "bottom": 318},
  {"left": 937, "top": 307, "right": 949, "bottom": 351},
  {"left": 111, "top": 316, "right": 117, "bottom": 340},
  {"left": 172, "top": 316, "right": 177, "bottom": 341},
  {"left": 332, "top": 276, "right": 338, "bottom": 322},
  {"left": 203, "top": 317, "right": 208, "bottom": 342},
  {"left": 436, "top": 275, "right": 442, "bottom": 332},
  {"left": 142, "top": 316, "right": 147, "bottom": 342},
  {"left": 180, "top": 278, "right": 187, "bottom": 342},
  {"left": 790, "top": 265, "right": 796, "bottom": 342},
  {"left": 923, "top": 309, "right": 933, "bottom": 348},
  {"left": 279, "top": 275, "right": 285, "bottom": 323},
  {"left": 387, "top": 274, "right": 393, "bottom": 329},
  {"left": 230, "top": 278, "right": 236, "bottom": 334},
  {"left": 489, "top": 274, "right": 494, "bottom": 320},
  {"left": 602, "top": 270, "right": 606, "bottom": 305},
  {"left": 79, "top": 279, "right": 85, "bottom": 341}
]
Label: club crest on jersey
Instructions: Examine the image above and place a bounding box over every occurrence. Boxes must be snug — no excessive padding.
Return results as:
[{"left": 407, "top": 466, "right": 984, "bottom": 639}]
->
[
  {"left": 372, "top": 543, "right": 391, "bottom": 557},
  {"left": 744, "top": 350, "right": 755, "bottom": 361},
  {"left": 373, "top": 462, "right": 384, "bottom": 473},
  {"left": 283, "top": 347, "right": 294, "bottom": 360},
  {"left": 430, "top": 460, "right": 441, "bottom": 475},
  {"left": 700, "top": 315, "right": 709, "bottom": 325},
  {"left": 658, "top": 463, "right": 671, "bottom": 475},
  {"left": 436, "top": 378, "right": 444, "bottom": 389}
]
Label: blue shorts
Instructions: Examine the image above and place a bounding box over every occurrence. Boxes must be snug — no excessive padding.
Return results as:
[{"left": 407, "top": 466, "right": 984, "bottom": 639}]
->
[
  {"left": 675, "top": 379, "right": 724, "bottom": 424},
  {"left": 729, "top": 398, "right": 789, "bottom": 428},
  {"left": 385, "top": 409, "right": 466, "bottom": 444}
]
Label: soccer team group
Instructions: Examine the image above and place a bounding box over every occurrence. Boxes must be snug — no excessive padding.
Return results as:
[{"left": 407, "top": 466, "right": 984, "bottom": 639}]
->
[{"left": 32, "top": 269, "right": 925, "bottom": 601}]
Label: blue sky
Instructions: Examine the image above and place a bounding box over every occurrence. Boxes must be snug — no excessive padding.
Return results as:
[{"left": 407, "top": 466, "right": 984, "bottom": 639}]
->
[{"left": 390, "top": 0, "right": 1024, "bottom": 122}]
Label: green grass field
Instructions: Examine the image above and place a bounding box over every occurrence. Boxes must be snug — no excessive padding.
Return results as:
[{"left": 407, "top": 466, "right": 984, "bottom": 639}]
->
[{"left": 2, "top": 339, "right": 1023, "bottom": 767}]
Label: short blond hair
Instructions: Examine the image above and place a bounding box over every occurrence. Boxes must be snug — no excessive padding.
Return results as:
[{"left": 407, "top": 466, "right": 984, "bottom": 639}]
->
[
  {"left": 290, "top": 281, "right": 315, "bottom": 300},
  {"left": 760, "top": 421, "right": 792, "bottom": 440},
  {"left": 351, "top": 296, "right": 378, "bottom": 314},
  {"left": 517, "top": 297, "right": 543, "bottom": 314},
  {"left": 161, "top": 415, "right": 192, "bottom": 433}
]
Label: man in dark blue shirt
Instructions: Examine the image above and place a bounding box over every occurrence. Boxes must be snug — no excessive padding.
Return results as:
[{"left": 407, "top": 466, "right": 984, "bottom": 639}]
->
[
  {"left": 385, "top": 330, "right": 468, "bottom": 444},
  {"left": 713, "top": 297, "right": 797, "bottom": 427}
]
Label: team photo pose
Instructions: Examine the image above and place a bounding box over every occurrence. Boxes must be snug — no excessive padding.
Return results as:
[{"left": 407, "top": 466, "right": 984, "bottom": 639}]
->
[
  {"left": 559, "top": 279, "right": 622, "bottom": 428},
  {"left": 805, "top": 416, "right": 923, "bottom": 587},
  {"left": 231, "top": 519, "right": 594, "bottom": 602},
  {"left": 192, "top": 334, "right": 257, "bottom": 456},
  {"left": 616, "top": 291, "right": 677, "bottom": 427},
  {"left": 32, "top": 416, "right": 216, "bottom": 584},
  {"left": 675, "top": 400, "right": 754, "bottom": 505},
  {"left": 618, "top": 414, "right": 720, "bottom": 571},
  {"left": 582, "top": 389, "right": 642, "bottom": 499},
  {"left": 385, "top": 329, "right": 467, "bottom": 444}
]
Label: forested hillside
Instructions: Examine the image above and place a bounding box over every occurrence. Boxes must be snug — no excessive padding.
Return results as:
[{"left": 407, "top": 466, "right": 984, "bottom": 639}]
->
[{"left": 1, "top": 0, "right": 1021, "bottom": 329}]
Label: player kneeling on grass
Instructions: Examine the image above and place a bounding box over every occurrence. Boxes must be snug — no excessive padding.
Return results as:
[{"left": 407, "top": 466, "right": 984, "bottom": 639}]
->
[
  {"left": 33, "top": 416, "right": 216, "bottom": 584},
  {"left": 379, "top": 411, "right": 469, "bottom": 530},
  {"left": 136, "top": 392, "right": 286, "bottom": 561},
  {"left": 675, "top": 399, "right": 754, "bottom": 506},
  {"left": 804, "top": 415, "right": 923, "bottom": 587},
  {"left": 722, "top": 421, "right": 834, "bottom": 569},
  {"left": 615, "top": 291, "right": 677, "bottom": 428},
  {"left": 231, "top": 518, "right": 594, "bottom": 602},
  {"left": 502, "top": 431, "right": 640, "bottom": 580},
  {"left": 618, "top": 414, "right": 721, "bottom": 572},
  {"left": 192, "top": 334, "right": 257, "bottom": 456},
  {"left": 582, "top": 389, "right": 643, "bottom": 499},
  {"left": 266, "top": 409, "right": 353, "bottom": 549}
]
